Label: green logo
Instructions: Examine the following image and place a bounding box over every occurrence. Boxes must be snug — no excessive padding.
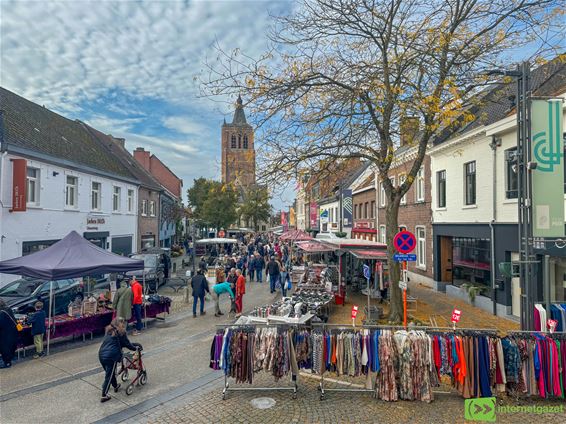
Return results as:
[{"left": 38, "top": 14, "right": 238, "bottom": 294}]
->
[
  {"left": 533, "top": 100, "right": 562, "bottom": 172},
  {"left": 464, "top": 397, "right": 496, "bottom": 422}
]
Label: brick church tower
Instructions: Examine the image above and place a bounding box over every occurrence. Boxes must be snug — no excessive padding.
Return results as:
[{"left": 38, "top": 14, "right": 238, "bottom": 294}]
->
[{"left": 221, "top": 95, "right": 256, "bottom": 188}]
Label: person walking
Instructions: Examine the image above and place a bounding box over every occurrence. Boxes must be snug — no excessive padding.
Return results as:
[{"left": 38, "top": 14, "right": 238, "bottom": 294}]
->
[
  {"left": 267, "top": 256, "right": 281, "bottom": 294},
  {"left": 248, "top": 255, "right": 255, "bottom": 282},
  {"left": 0, "top": 299, "right": 18, "bottom": 368},
  {"left": 279, "top": 267, "right": 292, "bottom": 297},
  {"left": 113, "top": 279, "right": 133, "bottom": 322},
  {"left": 235, "top": 269, "right": 246, "bottom": 316},
  {"left": 227, "top": 268, "right": 238, "bottom": 296},
  {"left": 28, "top": 301, "right": 46, "bottom": 359},
  {"left": 211, "top": 282, "right": 234, "bottom": 317},
  {"left": 98, "top": 318, "right": 141, "bottom": 402},
  {"left": 191, "top": 269, "right": 210, "bottom": 318},
  {"left": 254, "top": 253, "right": 265, "bottom": 283},
  {"left": 130, "top": 278, "right": 143, "bottom": 336},
  {"left": 198, "top": 256, "right": 208, "bottom": 273}
]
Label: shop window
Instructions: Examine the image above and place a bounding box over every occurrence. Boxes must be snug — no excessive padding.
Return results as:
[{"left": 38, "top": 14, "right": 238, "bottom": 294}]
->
[
  {"left": 416, "top": 226, "right": 426, "bottom": 268},
  {"left": 416, "top": 167, "right": 425, "bottom": 202},
  {"left": 113, "top": 186, "right": 121, "bottom": 212},
  {"left": 91, "top": 182, "right": 101, "bottom": 211},
  {"left": 505, "top": 148, "right": 518, "bottom": 199},
  {"left": 437, "top": 170, "right": 446, "bottom": 208},
  {"left": 26, "top": 167, "right": 40, "bottom": 205},
  {"left": 464, "top": 161, "right": 476, "bottom": 205},
  {"left": 65, "top": 175, "right": 78, "bottom": 208},
  {"left": 452, "top": 237, "right": 491, "bottom": 289}
]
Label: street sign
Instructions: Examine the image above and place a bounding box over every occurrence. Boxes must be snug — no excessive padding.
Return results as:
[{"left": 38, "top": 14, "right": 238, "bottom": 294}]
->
[
  {"left": 393, "top": 230, "right": 416, "bottom": 254},
  {"left": 451, "top": 308, "right": 462, "bottom": 323},
  {"left": 351, "top": 305, "right": 359, "bottom": 319},
  {"left": 393, "top": 253, "right": 417, "bottom": 262},
  {"left": 218, "top": 230, "right": 225, "bottom": 238},
  {"left": 398, "top": 280, "right": 407, "bottom": 290},
  {"left": 363, "top": 264, "right": 371, "bottom": 280}
]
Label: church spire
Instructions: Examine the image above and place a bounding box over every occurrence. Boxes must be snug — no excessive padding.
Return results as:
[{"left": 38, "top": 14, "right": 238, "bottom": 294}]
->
[{"left": 231, "top": 94, "right": 247, "bottom": 125}]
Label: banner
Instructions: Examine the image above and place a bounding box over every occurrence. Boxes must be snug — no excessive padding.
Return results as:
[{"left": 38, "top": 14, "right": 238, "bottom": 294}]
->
[
  {"left": 289, "top": 207, "right": 296, "bottom": 227},
  {"left": 11, "top": 159, "right": 27, "bottom": 212},
  {"left": 531, "top": 99, "right": 564, "bottom": 237},
  {"left": 341, "top": 189, "right": 353, "bottom": 228},
  {"left": 309, "top": 202, "right": 319, "bottom": 230},
  {"left": 280, "top": 211, "right": 287, "bottom": 225},
  {"left": 320, "top": 208, "right": 329, "bottom": 224}
]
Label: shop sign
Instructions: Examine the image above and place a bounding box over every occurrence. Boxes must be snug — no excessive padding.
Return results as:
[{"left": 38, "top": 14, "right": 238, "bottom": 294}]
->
[
  {"left": 351, "top": 305, "right": 359, "bottom": 319},
  {"left": 451, "top": 308, "right": 462, "bottom": 323},
  {"left": 10, "top": 159, "right": 27, "bottom": 212},
  {"left": 531, "top": 99, "right": 564, "bottom": 237},
  {"left": 86, "top": 216, "right": 106, "bottom": 231},
  {"left": 320, "top": 209, "right": 329, "bottom": 224}
]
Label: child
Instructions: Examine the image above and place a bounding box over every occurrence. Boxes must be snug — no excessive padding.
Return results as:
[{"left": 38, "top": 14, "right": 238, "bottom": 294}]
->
[{"left": 29, "top": 301, "right": 46, "bottom": 358}]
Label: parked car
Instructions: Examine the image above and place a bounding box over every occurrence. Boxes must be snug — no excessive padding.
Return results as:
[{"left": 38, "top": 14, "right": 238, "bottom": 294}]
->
[
  {"left": 0, "top": 277, "right": 83, "bottom": 316},
  {"left": 123, "top": 253, "right": 166, "bottom": 292}
]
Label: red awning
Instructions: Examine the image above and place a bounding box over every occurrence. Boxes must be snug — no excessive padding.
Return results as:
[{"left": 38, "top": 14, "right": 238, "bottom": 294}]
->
[
  {"left": 295, "top": 240, "right": 335, "bottom": 253},
  {"left": 279, "top": 229, "right": 313, "bottom": 241},
  {"left": 350, "top": 249, "right": 388, "bottom": 260}
]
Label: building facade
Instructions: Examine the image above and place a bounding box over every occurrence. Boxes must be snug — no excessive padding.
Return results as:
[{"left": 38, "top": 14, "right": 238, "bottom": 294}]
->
[
  {"left": 352, "top": 172, "right": 377, "bottom": 241},
  {"left": 221, "top": 95, "right": 255, "bottom": 188}
]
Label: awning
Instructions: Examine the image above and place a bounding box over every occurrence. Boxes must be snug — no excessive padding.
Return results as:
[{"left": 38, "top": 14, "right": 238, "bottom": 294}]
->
[
  {"left": 350, "top": 249, "right": 388, "bottom": 260},
  {"left": 295, "top": 240, "right": 335, "bottom": 253}
]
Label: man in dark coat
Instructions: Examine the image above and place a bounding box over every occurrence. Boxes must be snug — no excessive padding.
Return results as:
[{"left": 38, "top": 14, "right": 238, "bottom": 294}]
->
[
  {"left": 191, "top": 270, "right": 210, "bottom": 318},
  {"left": 254, "top": 253, "right": 265, "bottom": 283},
  {"left": 0, "top": 299, "right": 18, "bottom": 368},
  {"left": 267, "top": 256, "right": 281, "bottom": 294}
]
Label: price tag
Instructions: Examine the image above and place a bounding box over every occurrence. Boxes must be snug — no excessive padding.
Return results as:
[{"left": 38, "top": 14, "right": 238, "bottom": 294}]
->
[
  {"left": 451, "top": 308, "right": 462, "bottom": 323},
  {"left": 351, "top": 305, "right": 359, "bottom": 319},
  {"left": 547, "top": 319, "right": 558, "bottom": 333}
]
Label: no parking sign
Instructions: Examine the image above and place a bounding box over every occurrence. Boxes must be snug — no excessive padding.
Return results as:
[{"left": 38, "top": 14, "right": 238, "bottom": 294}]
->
[{"left": 393, "top": 230, "right": 416, "bottom": 254}]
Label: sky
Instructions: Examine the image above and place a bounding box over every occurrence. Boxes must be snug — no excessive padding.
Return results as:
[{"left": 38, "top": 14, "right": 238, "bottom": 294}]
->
[{"left": 0, "top": 0, "right": 295, "bottom": 210}]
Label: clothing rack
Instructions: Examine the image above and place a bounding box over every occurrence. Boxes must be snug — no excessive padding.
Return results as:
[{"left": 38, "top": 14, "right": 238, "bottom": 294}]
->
[
  {"left": 312, "top": 323, "right": 498, "bottom": 400},
  {"left": 214, "top": 323, "right": 303, "bottom": 400}
]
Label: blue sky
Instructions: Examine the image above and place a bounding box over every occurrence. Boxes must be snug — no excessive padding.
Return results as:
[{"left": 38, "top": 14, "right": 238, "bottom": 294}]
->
[{"left": 0, "top": 0, "right": 295, "bottom": 209}]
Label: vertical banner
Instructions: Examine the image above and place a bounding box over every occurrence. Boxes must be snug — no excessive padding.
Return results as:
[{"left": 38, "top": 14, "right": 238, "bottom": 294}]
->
[
  {"left": 289, "top": 207, "right": 296, "bottom": 227},
  {"left": 531, "top": 99, "right": 564, "bottom": 237},
  {"left": 310, "top": 202, "right": 319, "bottom": 230},
  {"left": 342, "top": 189, "right": 353, "bottom": 228},
  {"left": 11, "top": 158, "right": 27, "bottom": 212}
]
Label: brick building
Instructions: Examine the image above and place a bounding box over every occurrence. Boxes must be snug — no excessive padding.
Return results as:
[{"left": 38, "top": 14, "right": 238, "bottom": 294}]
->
[
  {"left": 377, "top": 147, "right": 434, "bottom": 286},
  {"left": 352, "top": 171, "right": 377, "bottom": 241},
  {"left": 221, "top": 95, "right": 255, "bottom": 188}
]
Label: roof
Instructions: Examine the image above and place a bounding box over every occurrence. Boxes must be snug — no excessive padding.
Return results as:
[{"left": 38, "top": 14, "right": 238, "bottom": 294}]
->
[
  {"left": 223, "top": 94, "right": 251, "bottom": 127},
  {"left": 0, "top": 87, "right": 135, "bottom": 180},
  {"left": 81, "top": 123, "right": 163, "bottom": 191},
  {"left": 350, "top": 249, "right": 388, "bottom": 260},
  {"left": 353, "top": 172, "right": 375, "bottom": 192}
]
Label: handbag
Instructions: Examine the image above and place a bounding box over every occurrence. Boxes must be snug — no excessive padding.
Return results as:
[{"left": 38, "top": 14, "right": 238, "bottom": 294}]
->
[
  {"left": 286, "top": 278, "right": 292, "bottom": 290},
  {"left": 2, "top": 310, "right": 23, "bottom": 331}
]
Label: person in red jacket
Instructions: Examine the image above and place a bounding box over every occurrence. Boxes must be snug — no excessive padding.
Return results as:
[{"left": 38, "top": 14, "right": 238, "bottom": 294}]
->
[
  {"left": 235, "top": 269, "right": 246, "bottom": 316},
  {"left": 130, "top": 278, "right": 143, "bottom": 335}
]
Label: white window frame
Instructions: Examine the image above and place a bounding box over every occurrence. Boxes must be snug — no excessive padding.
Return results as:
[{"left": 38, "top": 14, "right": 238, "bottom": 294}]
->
[
  {"left": 65, "top": 175, "right": 78, "bottom": 208},
  {"left": 416, "top": 226, "right": 426, "bottom": 269},
  {"left": 380, "top": 183, "right": 385, "bottom": 207},
  {"left": 149, "top": 200, "right": 156, "bottom": 217},
  {"left": 26, "top": 167, "right": 40, "bottom": 206},
  {"left": 399, "top": 174, "right": 407, "bottom": 205},
  {"left": 379, "top": 225, "right": 386, "bottom": 244},
  {"left": 112, "top": 186, "right": 121, "bottom": 212},
  {"left": 127, "top": 189, "right": 134, "bottom": 213},
  {"left": 141, "top": 199, "right": 148, "bottom": 216},
  {"left": 415, "top": 167, "right": 425, "bottom": 203},
  {"left": 91, "top": 182, "right": 101, "bottom": 211}
]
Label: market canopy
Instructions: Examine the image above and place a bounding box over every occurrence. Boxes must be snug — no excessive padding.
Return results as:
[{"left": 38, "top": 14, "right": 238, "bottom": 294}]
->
[
  {"left": 279, "top": 229, "right": 313, "bottom": 241},
  {"left": 350, "top": 249, "right": 388, "bottom": 260},
  {"left": 0, "top": 231, "right": 144, "bottom": 280},
  {"left": 295, "top": 240, "right": 334, "bottom": 253},
  {"left": 196, "top": 238, "right": 238, "bottom": 244}
]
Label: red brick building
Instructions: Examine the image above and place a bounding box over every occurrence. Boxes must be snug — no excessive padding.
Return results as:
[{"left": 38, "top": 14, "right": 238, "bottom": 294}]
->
[
  {"left": 377, "top": 149, "right": 434, "bottom": 285},
  {"left": 352, "top": 172, "right": 377, "bottom": 241}
]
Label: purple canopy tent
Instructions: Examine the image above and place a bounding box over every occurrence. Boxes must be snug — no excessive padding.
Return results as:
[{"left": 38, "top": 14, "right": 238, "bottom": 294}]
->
[{"left": 0, "top": 231, "right": 144, "bottom": 354}]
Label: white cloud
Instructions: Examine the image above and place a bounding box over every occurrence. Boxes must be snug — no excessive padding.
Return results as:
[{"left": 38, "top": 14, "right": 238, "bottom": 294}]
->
[{"left": 162, "top": 116, "right": 207, "bottom": 136}]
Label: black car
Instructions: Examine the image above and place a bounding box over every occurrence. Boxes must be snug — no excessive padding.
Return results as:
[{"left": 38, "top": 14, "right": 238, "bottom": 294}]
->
[
  {"left": 0, "top": 278, "right": 83, "bottom": 316},
  {"left": 124, "top": 253, "right": 166, "bottom": 292}
]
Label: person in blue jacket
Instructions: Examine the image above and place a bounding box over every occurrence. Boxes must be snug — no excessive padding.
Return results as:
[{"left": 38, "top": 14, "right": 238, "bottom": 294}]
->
[
  {"left": 211, "top": 282, "right": 234, "bottom": 317},
  {"left": 98, "top": 318, "right": 141, "bottom": 403}
]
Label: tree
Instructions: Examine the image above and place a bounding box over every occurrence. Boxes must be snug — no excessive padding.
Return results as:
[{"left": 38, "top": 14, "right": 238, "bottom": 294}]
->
[
  {"left": 238, "top": 185, "right": 272, "bottom": 230},
  {"left": 187, "top": 177, "right": 215, "bottom": 226},
  {"left": 201, "top": 181, "right": 239, "bottom": 231},
  {"left": 202, "top": 0, "right": 562, "bottom": 322}
]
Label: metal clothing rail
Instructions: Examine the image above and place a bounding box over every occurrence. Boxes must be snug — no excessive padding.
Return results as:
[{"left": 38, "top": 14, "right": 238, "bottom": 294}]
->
[{"left": 214, "top": 323, "right": 302, "bottom": 400}]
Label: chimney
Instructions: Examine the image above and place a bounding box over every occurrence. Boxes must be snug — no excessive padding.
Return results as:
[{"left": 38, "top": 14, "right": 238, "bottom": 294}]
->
[
  {"left": 133, "top": 147, "right": 151, "bottom": 171},
  {"left": 113, "top": 137, "right": 126, "bottom": 148},
  {"left": 400, "top": 116, "right": 420, "bottom": 147}
]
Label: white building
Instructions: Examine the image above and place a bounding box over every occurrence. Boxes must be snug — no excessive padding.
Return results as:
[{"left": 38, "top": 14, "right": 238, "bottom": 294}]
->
[{"left": 0, "top": 88, "right": 139, "bottom": 285}]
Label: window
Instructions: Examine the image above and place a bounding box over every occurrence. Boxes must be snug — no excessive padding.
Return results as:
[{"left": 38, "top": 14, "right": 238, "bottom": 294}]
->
[
  {"left": 127, "top": 189, "right": 134, "bottom": 212},
  {"left": 113, "top": 186, "right": 121, "bottom": 212},
  {"left": 65, "top": 175, "right": 78, "bottom": 208},
  {"left": 437, "top": 170, "right": 446, "bottom": 208},
  {"left": 26, "top": 167, "right": 40, "bottom": 205},
  {"left": 243, "top": 135, "right": 249, "bottom": 149},
  {"left": 353, "top": 204, "right": 357, "bottom": 219},
  {"left": 364, "top": 202, "right": 369, "bottom": 218},
  {"left": 238, "top": 134, "right": 241, "bottom": 149},
  {"left": 399, "top": 174, "right": 406, "bottom": 205},
  {"left": 505, "top": 148, "right": 518, "bottom": 199},
  {"left": 149, "top": 200, "right": 156, "bottom": 217},
  {"left": 416, "top": 227, "right": 426, "bottom": 268},
  {"left": 464, "top": 161, "right": 476, "bottom": 205},
  {"left": 380, "top": 183, "right": 385, "bottom": 207},
  {"left": 370, "top": 201, "right": 375, "bottom": 218},
  {"left": 141, "top": 199, "right": 148, "bottom": 216},
  {"left": 231, "top": 134, "right": 236, "bottom": 148},
  {"left": 379, "top": 225, "right": 386, "bottom": 244},
  {"left": 416, "top": 167, "right": 425, "bottom": 202},
  {"left": 91, "top": 182, "right": 101, "bottom": 210}
]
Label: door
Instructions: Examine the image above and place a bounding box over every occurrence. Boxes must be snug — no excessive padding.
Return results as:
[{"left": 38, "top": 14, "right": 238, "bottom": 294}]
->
[
  {"left": 440, "top": 236, "right": 453, "bottom": 282},
  {"left": 511, "top": 252, "right": 521, "bottom": 317}
]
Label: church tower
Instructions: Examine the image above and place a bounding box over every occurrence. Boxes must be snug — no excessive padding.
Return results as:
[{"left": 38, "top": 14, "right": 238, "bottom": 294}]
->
[{"left": 221, "top": 95, "right": 256, "bottom": 188}]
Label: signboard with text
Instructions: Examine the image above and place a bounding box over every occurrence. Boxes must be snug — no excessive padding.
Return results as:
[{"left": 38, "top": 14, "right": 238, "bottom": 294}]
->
[
  {"left": 451, "top": 308, "right": 462, "bottom": 323},
  {"left": 10, "top": 159, "right": 27, "bottom": 212},
  {"left": 351, "top": 305, "right": 359, "bottom": 319}
]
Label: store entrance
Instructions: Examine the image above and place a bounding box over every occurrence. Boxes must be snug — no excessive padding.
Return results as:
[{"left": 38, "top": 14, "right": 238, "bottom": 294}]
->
[{"left": 440, "top": 236, "right": 453, "bottom": 282}]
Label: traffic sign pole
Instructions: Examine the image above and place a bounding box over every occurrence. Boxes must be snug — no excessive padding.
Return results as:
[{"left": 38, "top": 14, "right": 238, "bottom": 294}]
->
[{"left": 403, "top": 260, "right": 407, "bottom": 328}]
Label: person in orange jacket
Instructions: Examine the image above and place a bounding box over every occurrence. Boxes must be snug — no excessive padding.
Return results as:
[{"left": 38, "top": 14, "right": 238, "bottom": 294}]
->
[
  {"left": 130, "top": 278, "right": 143, "bottom": 335},
  {"left": 235, "top": 269, "right": 246, "bottom": 316}
]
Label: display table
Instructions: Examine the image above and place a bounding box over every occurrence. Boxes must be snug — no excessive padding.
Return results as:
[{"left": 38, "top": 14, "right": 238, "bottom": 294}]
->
[{"left": 17, "top": 301, "right": 170, "bottom": 349}]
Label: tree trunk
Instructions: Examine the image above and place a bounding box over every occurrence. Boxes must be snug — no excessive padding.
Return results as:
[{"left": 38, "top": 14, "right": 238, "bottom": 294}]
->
[{"left": 386, "top": 197, "right": 403, "bottom": 323}]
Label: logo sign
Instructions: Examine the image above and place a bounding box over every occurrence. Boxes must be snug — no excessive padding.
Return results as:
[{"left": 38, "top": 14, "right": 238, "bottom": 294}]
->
[
  {"left": 393, "top": 230, "right": 416, "bottom": 254},
  {"left": 464, "top": 397, "right": 496, "bottom": 422},
  {"left": 320, "top": 209, "right": 329, "bottom": 224},
  {"left": 393, "top": 253, "right": 417, "bottom": 262},
  {"left": 341, "top": 189, "right": 353, "bottom": 228},
  {"left": 531, "top": 99, "right": 564, "bottom": 237},
  {"left": 218, "top": 230, "right": 225, "bottom": 238},
  {"left": 451, "top": 308, "right": 462, "bottom": 323},
  {"left": 351, "top": 305, "right": 359, "bottom": 319},
  {"left": 548, "top": 319, "right": 558, "bottom": 333},
  {"left": 362, "top": 264, "right": 371, "bottom": 280}
]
